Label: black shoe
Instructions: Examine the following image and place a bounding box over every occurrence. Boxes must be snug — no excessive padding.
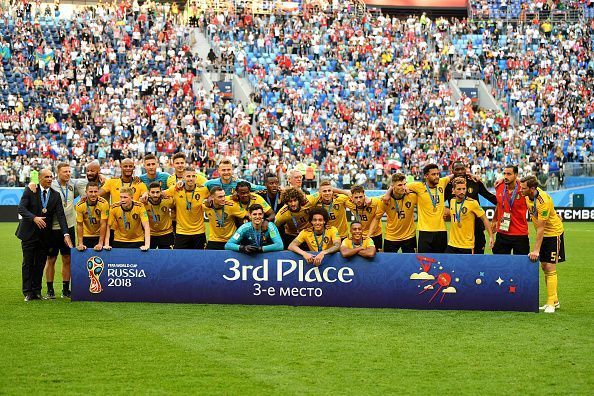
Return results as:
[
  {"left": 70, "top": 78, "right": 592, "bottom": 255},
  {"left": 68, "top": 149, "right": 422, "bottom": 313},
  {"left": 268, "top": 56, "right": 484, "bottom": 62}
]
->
[
  {"left": 35, "top": 294, "right": 44, "bottom": 300},
  {"left": 24, "top": 294, "right": 33, "bottom": 302},
  {"left": 61, "top": 290, "right": 71, "bottom": 299},
  {"left": 46, "top": 290, "right": 56, "bottom": 300}
]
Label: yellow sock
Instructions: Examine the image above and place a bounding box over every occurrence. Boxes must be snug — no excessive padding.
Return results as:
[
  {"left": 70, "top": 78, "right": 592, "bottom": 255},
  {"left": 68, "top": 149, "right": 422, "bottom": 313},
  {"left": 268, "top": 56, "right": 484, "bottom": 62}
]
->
[{"left": 544, "top": 270, "right": 558, "bottom": 306}]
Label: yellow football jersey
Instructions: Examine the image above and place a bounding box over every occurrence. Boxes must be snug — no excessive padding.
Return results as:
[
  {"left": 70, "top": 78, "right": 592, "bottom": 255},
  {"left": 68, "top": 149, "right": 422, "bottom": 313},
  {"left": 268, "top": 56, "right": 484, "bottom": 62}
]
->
[
  {"left": 383, "top": 193, "right": 417, "bottom": 241},
  {"left": 75, "top": 197, "right": 110, "bottom": 237},
  {"left": 311, "top": 193, "right": 350, "bottom": 238},
  {"left": 165, "top": 185, "right": 209, "bottom": 235},
  {"left": 341, "top": 237, "right": 375, "bottom": 249},
  {"left": 408, "top": 176, "right": 450, "bottom": 232},
  {"left": 203, "top": 200, "right": 247, "bottom": 242},
  {"left": 294, "top": 226, "right": 341, "bottom": 252},
  {"left": 448, "top": 198, "right": 485, "bottom": 249},
  {"left": 166, "top": 172, "right": 208, "bottom": 189},
  {"left": 108, "top": 201, "right": 149, "bottom": 243},
  {"left": 275, "top": 202, "right": 313, "bottom": 236},
  {"left": 102, "top": 177, "right": 148, "bottom": 203},
  {"left": 525, "top": 188, "right": 564, "bottom": 237},
  {"left": 236, "top": 193, "right": 272, "bottom": 213},
  {"left": 144, "top": 197, "right": 175, "bottom": 236},
  {"left": 345, "top": 197, "right": 383, "bottom": 237}
]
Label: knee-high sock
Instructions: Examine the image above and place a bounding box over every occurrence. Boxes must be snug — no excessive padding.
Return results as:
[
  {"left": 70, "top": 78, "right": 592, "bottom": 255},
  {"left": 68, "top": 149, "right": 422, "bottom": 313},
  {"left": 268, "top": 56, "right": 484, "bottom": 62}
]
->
[{"left": 544, "top": 270, "right": 558, "bottom": 306}]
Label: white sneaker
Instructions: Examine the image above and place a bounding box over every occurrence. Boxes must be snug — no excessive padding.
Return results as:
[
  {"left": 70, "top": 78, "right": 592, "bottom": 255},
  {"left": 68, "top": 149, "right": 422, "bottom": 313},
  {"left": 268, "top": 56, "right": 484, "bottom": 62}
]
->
[
  {"left": 542, "top": 304, "right": 556, "bottom": 314},
  {"left": 539, "top": 302, "right": 560, "bottom": 310}
]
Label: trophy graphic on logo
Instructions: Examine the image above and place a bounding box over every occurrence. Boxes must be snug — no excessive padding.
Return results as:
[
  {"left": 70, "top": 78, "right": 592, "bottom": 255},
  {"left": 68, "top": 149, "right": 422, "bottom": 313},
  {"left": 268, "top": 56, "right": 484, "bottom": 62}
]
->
[{"left": 87, "top": 256, "right": 105, "bottom": 294}]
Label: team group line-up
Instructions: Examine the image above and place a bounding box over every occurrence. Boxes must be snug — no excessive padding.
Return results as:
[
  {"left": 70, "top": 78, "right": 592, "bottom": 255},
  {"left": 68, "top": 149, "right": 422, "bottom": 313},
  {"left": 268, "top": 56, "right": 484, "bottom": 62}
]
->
[{"left": 16, "top": 155, "right": 565, "bottom": 312}]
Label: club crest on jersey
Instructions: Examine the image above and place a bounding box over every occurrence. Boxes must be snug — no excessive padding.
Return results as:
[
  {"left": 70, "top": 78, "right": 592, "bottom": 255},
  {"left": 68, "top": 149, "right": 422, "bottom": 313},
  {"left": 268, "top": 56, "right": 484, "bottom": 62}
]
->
[
  {"left": 405, "top": 202, "right": 412, "bottom": 208},
  {"left": 132, "top": 213, "right": 139, "bottom": 220},
  {"left": 462, "top": 207, "right": 468, "bottom": 214}
]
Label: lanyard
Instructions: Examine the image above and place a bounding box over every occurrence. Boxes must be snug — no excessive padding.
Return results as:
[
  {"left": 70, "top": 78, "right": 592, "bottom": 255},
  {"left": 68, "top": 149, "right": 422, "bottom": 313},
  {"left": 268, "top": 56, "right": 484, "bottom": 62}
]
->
[
  {"left": 531, "top": 191, "right": 539, "bottom": 219},
  {"left": 121, "top": 178, "right": 132, "bottom": 188},
  {"left": 323, "top": 199, "right": 333, "bottom": 217},
  {"left": 503, "top": 182, "right": 519, "bottom": 212},
  {"left": 214, "top": 204, "right": 226, "bottom": 227},
  {"left": 393, "top": 195, "right": 404, "bottom": 213},
  {"left": 58, "top": 182, "right": 68, "bottom": 206},
  {"left": 122, "top": 208, "right": 130, "bottom": 229},
  {"left": 313, "top": 230, "right": 325, "bottom": 252},
  {"left": 352, "top": 239, "right": 363, "bottom": 248},
  {"left": 150, "top": 200, "right": 161, "bottom": 222},
  {"left": 290, "top": 212, "right": 299, "bottom": 229},
  {"left": 425, "top": 183, "right": 439, "bottom": 210},
  {"left": 253, "top": 227, "right": 262, "bottom": 247},
  {"left": 266, "top": 193, "right": 279, "bottom": 212},
  {"left": 40, "top": 189, "right": 50, "bottom": 211},
  {"left": 454, "top": 197, "right": 466, "bottom": 223},
  {"left": 239, "top": 197, "right": 251, "bottom": 210},
  {"left": 86, "top": 201, "right": 96, "bottom": 223},
  {"left": 184, "top": 189, "right": 194, "bottom": 210}
]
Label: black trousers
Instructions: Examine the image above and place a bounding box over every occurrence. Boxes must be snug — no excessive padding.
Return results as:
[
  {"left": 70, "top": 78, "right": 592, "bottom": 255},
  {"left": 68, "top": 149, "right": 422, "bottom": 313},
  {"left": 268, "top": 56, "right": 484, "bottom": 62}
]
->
[
  {"left": 174, "top": 233, "right": 206, "bottom": 249},
  {"left": 151, "top": 233, "right": 174, "bottom": 249},
  {"left": 22, "top": 239, "right": 48, "bottom": 296},
  {"left": 205, "top": 241, "right": 227, "bottom": 250}
]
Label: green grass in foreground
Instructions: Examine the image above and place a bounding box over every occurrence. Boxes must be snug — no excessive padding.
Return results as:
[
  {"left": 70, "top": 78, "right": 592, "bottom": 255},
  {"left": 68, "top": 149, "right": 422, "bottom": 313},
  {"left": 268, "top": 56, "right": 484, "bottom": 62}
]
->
[{"left": 0, "top": 222, "right": 593, "bottom": 394}]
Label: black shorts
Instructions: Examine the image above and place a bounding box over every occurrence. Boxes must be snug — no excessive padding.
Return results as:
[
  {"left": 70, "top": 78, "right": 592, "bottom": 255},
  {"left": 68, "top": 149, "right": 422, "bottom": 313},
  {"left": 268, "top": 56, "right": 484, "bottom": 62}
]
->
[
  {"left": 174, "top": 233, "right": 206, "bottom": 249},
  {"left": 151, "top": 233, "right": 174, "bottom": 249},
  {"left": 384, "top": 236, "right": 417, "bottom": 253},
  {"left": 111, "top": 241, "right": 144, "bottom": 249},
  {"left": 493, "top": 233, "right": 530, "bottom": 255},
  {"left": 540, "top": 233, "right": 565, "bottom": 263},
  {"left": 418, "top": 231, "right": 447, "bottom": 254},
  {"left": 205, "top": 241, "right": 227, "bottom": 250},
  {"left": 474, "top": 219, "right": 486, "bottom": 254},
  {"left": 48, "top": 226, "right": 75, "bottom": 257},
  {"left": 83, "top": 236, "right": 100, "bottom": 248},
  {"left": 446, "top": 245, "right": 473, "bottom": 254},
  {"left": 371, "top": 235, "right": 383, "bottom": 251}
]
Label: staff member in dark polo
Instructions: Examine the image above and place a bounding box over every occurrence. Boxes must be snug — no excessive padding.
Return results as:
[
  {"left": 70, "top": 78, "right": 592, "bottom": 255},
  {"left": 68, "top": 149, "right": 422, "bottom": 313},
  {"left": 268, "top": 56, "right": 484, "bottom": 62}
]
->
[
  {"left": 444, "top": 161, "right": 497, "bottom": 254},
  {"left": 16, "top": 169, "right": 72, "bottom": 302}
]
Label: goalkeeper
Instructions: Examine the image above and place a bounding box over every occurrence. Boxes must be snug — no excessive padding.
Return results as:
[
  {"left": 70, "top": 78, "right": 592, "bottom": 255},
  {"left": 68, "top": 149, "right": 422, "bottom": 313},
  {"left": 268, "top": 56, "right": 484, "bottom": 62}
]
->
[{"left": 225, "top": 204, "right": 284, "bottom": 254}]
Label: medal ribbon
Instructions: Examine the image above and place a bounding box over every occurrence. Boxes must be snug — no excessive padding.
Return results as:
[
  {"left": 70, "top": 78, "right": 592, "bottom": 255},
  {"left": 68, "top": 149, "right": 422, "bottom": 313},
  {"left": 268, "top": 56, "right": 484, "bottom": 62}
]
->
[
  {"left": 503, "top": 182, "right": 519, "bottom": 212},
  {"left": 266, "top": 193, "right": 279, "bottom": 212},
  {"left": 86, "top": 201, "right": 96, "bottom": 224},
  {"left": 313, "top": 230, "right": 325, "bottom": 252},
  {"left": 425, "top": 183, "right": 439, "bottom": 210},
  {"left": 122, "top": 208, "right": 130, "bottom": 229},
  {"left": 455, "top": 197, "right": 466, "bottom": 224},
  {"left": 150, "top": 201, "right": 160, "bottom": 223},
  {"left": 290, "top": 213, "right": 299, "bottom": 230},
  {"left": 40, "top": 189, "right": 50, "bottom": 211},
  {"left": 58, "top": 183, "right": 69, "bottom": 205},
  {"left": 214, "top": 204, "right": 226, "bottom": 227},
  {"left": 185, "top": 189, "right": 194, "bottom": 210},
  {"left": 253, "top": 227, "right": 262, "bottom": 247}
]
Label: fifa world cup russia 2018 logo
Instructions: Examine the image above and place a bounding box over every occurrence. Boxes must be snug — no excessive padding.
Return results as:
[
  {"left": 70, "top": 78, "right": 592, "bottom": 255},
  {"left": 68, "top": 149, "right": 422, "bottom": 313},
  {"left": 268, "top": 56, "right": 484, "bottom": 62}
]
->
[{"left": 87, "top": 256, "right": 104, "bottom": 294}]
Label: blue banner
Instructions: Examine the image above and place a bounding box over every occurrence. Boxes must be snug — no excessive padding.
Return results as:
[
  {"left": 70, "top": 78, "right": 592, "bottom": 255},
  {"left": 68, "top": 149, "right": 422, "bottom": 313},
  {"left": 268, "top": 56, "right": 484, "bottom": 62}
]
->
[{"left": 72, "top": 250, "right": 539, "bottom": 312}]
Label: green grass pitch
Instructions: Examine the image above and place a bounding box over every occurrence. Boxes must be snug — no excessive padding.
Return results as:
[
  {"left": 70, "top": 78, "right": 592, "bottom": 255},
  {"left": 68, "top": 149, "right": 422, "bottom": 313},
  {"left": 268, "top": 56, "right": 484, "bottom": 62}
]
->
[{"left": 0, "top": 222, "right": 592, "bottom": 394}]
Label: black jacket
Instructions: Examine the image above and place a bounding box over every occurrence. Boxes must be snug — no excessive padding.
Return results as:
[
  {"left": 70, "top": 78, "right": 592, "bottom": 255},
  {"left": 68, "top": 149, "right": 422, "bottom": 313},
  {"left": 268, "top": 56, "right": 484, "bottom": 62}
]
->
[
  {"left": 444, "top": 176, "right": 497, "bottom": 206},
  {"left": 15, "top": 186, "right": 69, "bottom": 242}
]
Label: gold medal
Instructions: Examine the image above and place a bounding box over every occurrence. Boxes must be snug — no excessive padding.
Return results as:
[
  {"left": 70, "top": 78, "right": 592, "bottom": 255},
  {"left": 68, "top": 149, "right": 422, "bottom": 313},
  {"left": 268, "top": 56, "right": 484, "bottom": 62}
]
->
[
  {"left": 64, "top": 203, "right": 67, "bottom": 208},
  {"left": 433, "top": 206, "right": 437, "bottom": 213},
  {"left": 42, "top": 208, "right": 47, "bottom": 214},
  {"left": 457, "top": 222, "right": 462, "bottom": 228}
]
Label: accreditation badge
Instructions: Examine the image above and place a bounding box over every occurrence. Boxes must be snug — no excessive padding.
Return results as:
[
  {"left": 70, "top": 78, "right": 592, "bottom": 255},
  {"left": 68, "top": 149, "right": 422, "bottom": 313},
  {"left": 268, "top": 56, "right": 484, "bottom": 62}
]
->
[{"left": 499, "top": 212, "right": 511, "bottom": 232}]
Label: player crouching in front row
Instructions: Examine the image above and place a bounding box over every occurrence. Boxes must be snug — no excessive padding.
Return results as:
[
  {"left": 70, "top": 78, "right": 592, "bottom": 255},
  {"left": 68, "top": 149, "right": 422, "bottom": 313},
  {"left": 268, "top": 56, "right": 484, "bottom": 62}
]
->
[
  {"left": 288, "top": 207, "right": 341, "bottom": 266},
  {"left": 340, "top": 221, "right": 377, "bottom": 259},
  {"left": 225, "top": 204, "right": 284, "bottom": 254},
  {"left": 104, "top": 187, "right": 150, "bottom": 251}
]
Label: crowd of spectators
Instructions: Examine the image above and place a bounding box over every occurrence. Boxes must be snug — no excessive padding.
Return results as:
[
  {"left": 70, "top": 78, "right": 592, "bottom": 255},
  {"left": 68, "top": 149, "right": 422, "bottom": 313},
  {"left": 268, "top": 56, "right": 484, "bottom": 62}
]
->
[{"left": 0, "top": 0, "right": 592, "bottom": 190}]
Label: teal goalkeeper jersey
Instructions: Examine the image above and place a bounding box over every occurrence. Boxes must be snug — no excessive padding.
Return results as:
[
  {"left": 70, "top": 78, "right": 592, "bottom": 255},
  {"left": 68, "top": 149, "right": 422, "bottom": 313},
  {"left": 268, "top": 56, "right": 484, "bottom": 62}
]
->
[{"left": 225, "top": 222, "right": 284, "bottom": 252}]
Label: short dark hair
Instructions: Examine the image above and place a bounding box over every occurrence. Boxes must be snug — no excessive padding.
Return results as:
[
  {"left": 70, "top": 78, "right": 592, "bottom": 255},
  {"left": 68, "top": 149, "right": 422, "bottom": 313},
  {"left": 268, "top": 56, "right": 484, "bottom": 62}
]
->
[
  {"left": 350, "top": 220, "right": 363, "bottom": 228},
  {"left": 505, "top": 165, "right": 519, "bottom": 174},
  {"left": 423, "top": 164, "right": 439, "bottom": 175},
  {"left": 86, "top": 181, "right": 99, "bottom": 190},
  {"left": 452, "top": 161, "right": 466, "bottom": 169},
  {"left": 350, "top": 185, "right": 365, "bottom": 195},
  {"left": 308, "top": 206, "right": 329, "bottom": 223},
  {"left": 210, "top": 186, "right": 224, "bottom": 195},
  {"left": 144, "top": 154, "right": 157, "bottom": 162},
  {"left": 248, "top": 204, "right": 264, "bottom": 213},
  {"left": 391, "top": 173, "right": 406, "bottom": 183},
  {"left": 520, "top": 175, "right": 539, "bottom": 188},
  {"left": 236, "top": 181, "right": 251, "bottom": 191},
  {"left": 172, "top": 152, "right": 186, "bottom": 162},
  {"left": 148, "top": 182, "right": 161, "bottom": 190},
  {"left": 265, "top": 173, "right": 278, "bottom": 181}
]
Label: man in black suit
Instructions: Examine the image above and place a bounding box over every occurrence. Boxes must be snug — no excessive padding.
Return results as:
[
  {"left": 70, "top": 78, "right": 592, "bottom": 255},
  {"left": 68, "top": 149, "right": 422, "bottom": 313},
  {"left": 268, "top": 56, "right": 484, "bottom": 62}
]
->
[{"left": 16, "top": 169, "right": 73, "bottom": 301}]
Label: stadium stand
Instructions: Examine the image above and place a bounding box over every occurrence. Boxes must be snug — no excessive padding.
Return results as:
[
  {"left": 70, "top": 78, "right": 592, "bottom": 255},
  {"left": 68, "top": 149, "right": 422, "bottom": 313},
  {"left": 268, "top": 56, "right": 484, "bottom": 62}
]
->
[{"left": 0, "top": 0, "right": 592, "bottom": 191}]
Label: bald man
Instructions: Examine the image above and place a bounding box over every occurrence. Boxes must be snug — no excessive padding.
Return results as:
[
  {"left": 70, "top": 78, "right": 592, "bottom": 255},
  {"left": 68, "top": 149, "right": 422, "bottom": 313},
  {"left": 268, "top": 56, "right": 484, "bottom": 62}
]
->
[
  {"left": 75, "top": 160, "right": 105, "bottom": 197},
  {"left": 99, "top": 158, "right": 148, "bottom": 203},
  {"left": 17, "top": 169, "right": 72, "bottom": 301}
]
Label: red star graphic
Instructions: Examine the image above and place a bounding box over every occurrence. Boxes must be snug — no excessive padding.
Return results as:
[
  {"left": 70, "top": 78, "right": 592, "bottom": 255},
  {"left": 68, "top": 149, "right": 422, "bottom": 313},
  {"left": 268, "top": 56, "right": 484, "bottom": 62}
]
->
[{"left": 509, "top": 286, "right": 516, "bottom": 294}]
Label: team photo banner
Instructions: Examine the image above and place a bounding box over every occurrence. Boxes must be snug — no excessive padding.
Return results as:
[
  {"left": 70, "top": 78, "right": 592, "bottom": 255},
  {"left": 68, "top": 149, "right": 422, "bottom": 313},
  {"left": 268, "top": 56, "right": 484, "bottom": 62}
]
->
[{"left": 72, "top": 250, "right": 538, "bottom": 312}]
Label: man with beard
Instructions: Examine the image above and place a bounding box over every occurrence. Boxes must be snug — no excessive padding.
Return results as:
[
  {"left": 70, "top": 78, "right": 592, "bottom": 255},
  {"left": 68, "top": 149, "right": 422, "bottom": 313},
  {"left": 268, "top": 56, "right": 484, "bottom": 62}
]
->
[
  {"left": 444, "top": 161, "right": 497, "bottom": 254},
  {"left": 381, "top": 173, "right": 418, "bottom": 253},
  {"left": 345, "top": 185, "right": 384, "bottom": 250},
  {"left": 203, "top": 186, "right": 248, "bottom": 250},
  {"left": 99, "top": 158, "right": 148, "bottom": 203},
  {"left": 145, "top": 182, "right": 175, "bottom": 249},
  {"left": 204, "top": 158, "right": 265, "bottom": 195},
  {"left": 257, "top": 173, "right": 282, "bottom": 214},
  {"left": 311, "top": 179, "right": 350, "bottom": 240},
  {"left": 75, "top": 182, "right": 109, "bottom": 252}
]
